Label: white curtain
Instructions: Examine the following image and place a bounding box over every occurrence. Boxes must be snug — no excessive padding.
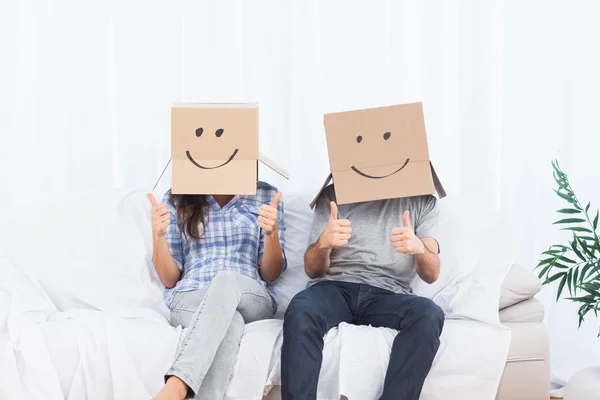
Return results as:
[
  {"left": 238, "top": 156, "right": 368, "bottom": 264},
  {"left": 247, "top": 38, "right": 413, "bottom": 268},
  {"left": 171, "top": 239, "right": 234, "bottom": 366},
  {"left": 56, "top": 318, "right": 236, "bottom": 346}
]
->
[{"left": 1, "top": 0, "right": 599, "bottom": 392}]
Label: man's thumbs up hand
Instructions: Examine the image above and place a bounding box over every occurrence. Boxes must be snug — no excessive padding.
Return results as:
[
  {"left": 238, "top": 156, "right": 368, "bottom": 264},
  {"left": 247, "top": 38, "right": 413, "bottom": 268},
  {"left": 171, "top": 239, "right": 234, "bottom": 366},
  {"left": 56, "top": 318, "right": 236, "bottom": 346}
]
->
[
  {"left": 259, "top": 192, "right": 282, "bottom": 236},
  {"left": 329, "top": 201, "right": 338, "bottom": 221},
  {"left": 391, "top": 210, "right": 424, "bottom": 255},
  {"left": 318, "top": 202, "right": 351, "bottom": 250}
]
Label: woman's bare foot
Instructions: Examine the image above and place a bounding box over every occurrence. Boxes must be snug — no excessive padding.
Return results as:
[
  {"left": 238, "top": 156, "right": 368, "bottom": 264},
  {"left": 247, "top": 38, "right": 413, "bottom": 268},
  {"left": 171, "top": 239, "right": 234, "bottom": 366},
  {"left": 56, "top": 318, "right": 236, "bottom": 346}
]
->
[{"left": 154, "top": 376, "right": 188, "bottom": 400}]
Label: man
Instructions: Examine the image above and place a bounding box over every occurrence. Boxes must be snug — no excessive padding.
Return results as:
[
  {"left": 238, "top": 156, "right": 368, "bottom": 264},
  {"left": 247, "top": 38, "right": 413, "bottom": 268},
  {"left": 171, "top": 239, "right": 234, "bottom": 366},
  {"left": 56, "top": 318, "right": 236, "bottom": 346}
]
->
[{"left": 281, "top": 184, "right": 444, "bottom": 400}]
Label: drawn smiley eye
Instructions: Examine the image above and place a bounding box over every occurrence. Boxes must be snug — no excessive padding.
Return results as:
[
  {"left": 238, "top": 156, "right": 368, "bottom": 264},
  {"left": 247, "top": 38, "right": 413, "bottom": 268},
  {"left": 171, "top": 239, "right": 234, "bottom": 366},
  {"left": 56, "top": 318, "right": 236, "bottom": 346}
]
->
[
  {"left": 195, "top": 127, "right": 203, "bottom": 137},
  {"left": 356, "top": 135, "right": 363, "bottom": 143},
  {"left": 383, "top": 131, "right": 391, "bottom": 140},
  {"left": 215, "top": 128, "right": 224, "bottom": 137}
]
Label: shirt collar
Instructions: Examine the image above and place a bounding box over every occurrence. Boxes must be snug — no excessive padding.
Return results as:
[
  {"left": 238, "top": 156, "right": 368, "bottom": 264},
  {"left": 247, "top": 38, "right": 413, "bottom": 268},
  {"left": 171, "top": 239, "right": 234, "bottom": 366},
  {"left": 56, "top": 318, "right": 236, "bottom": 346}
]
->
[{"left": 205, "top": 195, "right": 243, "bottom": 212}]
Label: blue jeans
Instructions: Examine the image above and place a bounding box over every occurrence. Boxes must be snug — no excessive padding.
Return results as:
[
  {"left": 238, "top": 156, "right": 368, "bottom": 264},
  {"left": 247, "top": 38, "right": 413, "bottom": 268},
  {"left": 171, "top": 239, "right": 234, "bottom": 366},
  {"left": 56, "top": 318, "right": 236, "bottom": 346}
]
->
[
  {"left": 166, "top": 271, "right": 274, "bottom": 399},
  {"left": 281, "top": 281, "right": 444, "bottom": 400}
]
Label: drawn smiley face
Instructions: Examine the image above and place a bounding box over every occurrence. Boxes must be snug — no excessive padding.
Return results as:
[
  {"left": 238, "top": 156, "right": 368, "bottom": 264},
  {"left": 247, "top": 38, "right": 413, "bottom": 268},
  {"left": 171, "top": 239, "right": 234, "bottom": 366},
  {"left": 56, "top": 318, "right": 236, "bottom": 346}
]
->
[
  {"left": 350, "top": 131, "right": 410, "bottom": 179},
  {"left": 186, "top": 127, "right": 239, "bottom": 169}
]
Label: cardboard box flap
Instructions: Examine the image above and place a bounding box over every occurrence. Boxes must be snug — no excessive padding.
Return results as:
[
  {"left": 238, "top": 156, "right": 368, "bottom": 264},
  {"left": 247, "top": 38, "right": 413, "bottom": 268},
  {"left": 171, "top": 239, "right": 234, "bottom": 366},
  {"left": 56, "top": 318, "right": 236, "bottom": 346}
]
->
[
  {"left": 259, "top": 152, "right": 289, "bottom": 180},
  {"left": 309, "top": 173, "right": 333, "bottom": 209},
  {"left": 430, "top": 161, "right": 446, "bottom": 199}
]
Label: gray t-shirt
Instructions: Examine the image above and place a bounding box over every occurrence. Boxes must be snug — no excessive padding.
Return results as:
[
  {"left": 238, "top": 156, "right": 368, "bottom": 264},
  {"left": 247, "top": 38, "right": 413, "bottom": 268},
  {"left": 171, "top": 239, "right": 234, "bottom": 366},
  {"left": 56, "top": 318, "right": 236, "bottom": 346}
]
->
[{"left": 308, "top": 184, "right": 440, "bottom": 294}]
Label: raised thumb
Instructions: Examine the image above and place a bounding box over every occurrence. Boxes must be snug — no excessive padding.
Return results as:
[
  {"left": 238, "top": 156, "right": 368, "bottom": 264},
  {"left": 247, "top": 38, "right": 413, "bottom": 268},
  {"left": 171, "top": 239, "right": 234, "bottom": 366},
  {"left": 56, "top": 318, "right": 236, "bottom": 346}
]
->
[
  {"left": 330, "top": 202, "right": 338, "bottom": 220},
  {"left": 147, "top": 193, "right": 158, "bottom": 207},
  {"left": 402, "top": 210, "right": 412, "bottom": 228},
  {"left": 270, "top": 191, "right": 282, "bottom": 208}
]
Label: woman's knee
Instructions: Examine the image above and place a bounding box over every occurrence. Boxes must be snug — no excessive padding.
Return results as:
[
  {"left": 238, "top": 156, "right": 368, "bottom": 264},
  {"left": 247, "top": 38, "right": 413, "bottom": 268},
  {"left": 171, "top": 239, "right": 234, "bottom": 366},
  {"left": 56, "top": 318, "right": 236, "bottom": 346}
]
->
[{"left": 211, "top": 270, "right": 240, "bottom": 291}]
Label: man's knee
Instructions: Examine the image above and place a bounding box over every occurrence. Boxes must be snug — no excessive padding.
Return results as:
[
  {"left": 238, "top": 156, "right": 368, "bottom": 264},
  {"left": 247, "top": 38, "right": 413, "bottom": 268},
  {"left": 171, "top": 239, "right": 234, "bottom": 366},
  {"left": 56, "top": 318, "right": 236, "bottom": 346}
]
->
[
  {"left": 284, "top": 292, "right": 323, "bottom": 332},
  {"left": 411, "top": 297, "right": 445, "bottom": 333}
]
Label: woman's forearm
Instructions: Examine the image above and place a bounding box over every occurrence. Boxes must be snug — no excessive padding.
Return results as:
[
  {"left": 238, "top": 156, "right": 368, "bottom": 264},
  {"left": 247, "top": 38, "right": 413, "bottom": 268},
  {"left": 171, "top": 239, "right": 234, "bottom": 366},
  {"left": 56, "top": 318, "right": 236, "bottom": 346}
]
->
[
  {"left": 153, "top": 236, "right": 181, "bottom": 288},
  {"left": 260, "top": 229, "right": 284, "bottom": 283}
]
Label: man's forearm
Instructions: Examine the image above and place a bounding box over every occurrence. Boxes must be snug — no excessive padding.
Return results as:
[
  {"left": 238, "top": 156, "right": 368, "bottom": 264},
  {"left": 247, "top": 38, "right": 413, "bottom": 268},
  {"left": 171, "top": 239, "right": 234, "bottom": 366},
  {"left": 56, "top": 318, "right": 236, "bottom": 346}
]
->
[
  {"left": 260, "top": 229, "right": 285, "bottom": 283},
  {"left": 304, "top": 238, "right": 332, "bottom": 279},
  {"left": 415, "top": 240, "right": 440, "bottom": 284}
]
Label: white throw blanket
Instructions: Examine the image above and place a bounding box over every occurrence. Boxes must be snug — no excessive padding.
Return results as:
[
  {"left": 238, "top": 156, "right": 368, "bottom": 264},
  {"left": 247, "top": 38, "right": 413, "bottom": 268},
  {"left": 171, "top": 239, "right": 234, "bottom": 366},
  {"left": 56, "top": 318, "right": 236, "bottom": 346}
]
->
[
  {"left": 0, "top": 260, "right": 512, "bottom": 400},
  {"left": 0, "top": 190, "right": 513, "bottom": 400}
]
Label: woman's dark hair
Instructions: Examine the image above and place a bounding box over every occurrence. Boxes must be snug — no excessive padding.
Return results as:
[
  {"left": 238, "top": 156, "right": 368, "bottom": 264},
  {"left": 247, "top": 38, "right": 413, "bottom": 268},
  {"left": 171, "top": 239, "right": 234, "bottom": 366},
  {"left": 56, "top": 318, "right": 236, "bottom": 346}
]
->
[{"left": 169, "top": 193, "right": 207, "bottom": 241}]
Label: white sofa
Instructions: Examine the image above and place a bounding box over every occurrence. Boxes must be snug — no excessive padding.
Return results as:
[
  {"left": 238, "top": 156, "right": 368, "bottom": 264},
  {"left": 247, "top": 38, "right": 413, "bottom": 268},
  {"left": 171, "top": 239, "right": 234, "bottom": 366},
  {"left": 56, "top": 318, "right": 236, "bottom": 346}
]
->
[{"left": 0, "top": 189, "right": 549, "bottom": 400}]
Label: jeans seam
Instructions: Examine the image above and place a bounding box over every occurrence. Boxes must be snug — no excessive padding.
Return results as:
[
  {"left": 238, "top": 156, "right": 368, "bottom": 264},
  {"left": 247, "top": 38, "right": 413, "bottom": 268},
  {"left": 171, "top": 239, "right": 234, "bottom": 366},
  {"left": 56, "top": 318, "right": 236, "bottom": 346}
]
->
[{"left": 171, "top": 290, "right": 212, "bottom": 368}]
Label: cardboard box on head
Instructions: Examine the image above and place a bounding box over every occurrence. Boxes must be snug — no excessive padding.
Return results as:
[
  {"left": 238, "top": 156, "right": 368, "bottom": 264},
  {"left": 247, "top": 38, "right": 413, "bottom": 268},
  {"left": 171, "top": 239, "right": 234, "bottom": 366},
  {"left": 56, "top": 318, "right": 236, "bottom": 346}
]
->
[
  {"left": 311, "top": 102, "right": 446, "bottom": 208},
  {"left": 171, "top": 102, "right": 288, "bottom": 195}
]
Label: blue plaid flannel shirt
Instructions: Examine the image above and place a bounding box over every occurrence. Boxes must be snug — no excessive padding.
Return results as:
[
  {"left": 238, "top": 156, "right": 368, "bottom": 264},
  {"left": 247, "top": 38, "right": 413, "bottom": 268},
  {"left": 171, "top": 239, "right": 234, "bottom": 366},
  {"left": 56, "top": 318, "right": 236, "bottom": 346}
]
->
[{"left": 162, "top": 181, "right": 287, "bottom": 311}]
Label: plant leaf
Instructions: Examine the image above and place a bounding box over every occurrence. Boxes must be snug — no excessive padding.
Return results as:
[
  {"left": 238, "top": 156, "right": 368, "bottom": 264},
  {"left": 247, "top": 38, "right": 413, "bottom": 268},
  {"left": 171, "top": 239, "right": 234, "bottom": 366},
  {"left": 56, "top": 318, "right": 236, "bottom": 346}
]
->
[
  {"left": 557, "top": 274, "right": 567, "bottom": 300},
  {"left": 546, "top": 272, "right": 566, "bottom": 284},
  {"left": 577, "top": 236, "right": 594, "bottom": 258},
  {"left": 538, "top": 264, "right": 553, "bottom": 279},
  {"left": 553, "top": 218, "right": 586, "bottom": 224},
  {"left": 557, "top": 208, "right": 581, "bottom": 214},
  {"left": 580, "top": 263, "right": 593, "bottom": 282},
  {"left": 561, "top": 226, "right": 593, "bottom": 233},
  {"left": 552, "top": 160, "right": 566, "bottom": 179},
  {"left": 567, "top": 269, "right": 573, "bottom": 297},
  {"left": 537, "top": 258, "right": 554, "bottom": 267},
  {"left": 573, "top": 268, "right": 579, "bottom": 291},
  {"left": 557, "top": 255, "right": 577, "bottom": 264},
  {"left": 542, "top": 250, "right": 560, "bottom": 256},
  {"left": 554, "top": 189, "right": 575, "bottom": 204},
  {"left": 578, "top": 236, "right": 596, "bottom": 242},
  {"left": 594, "top": 210, "right": 599, "bottom": 230},
  {"left": 571, "top": 239, "right": 586, "bottom": 261},
  {"left": 553, "top": 171, "right": 567, "bottom": 189},
  {"left": 586, "top": 202, "right": 591, "bottom": 213}
]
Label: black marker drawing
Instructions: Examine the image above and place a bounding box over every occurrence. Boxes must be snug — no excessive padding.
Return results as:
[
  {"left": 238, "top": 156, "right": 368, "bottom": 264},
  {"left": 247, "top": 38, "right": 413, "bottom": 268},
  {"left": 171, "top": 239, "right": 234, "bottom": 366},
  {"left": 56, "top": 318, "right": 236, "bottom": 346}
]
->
[
  {"left": 351, "top": 158, "right": 410, "bottom": 179},
  {"left": 186, "top": 149, "right": 239, "bottom": 169},
  {"left": 187, "top": 127, "right": 237, "bottom": 169}
]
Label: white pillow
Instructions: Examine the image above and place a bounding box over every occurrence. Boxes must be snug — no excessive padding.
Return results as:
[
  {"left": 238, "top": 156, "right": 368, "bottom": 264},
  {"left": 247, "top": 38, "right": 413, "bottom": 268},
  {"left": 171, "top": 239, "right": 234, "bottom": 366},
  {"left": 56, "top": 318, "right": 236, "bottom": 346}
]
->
[
  {"left": 433, "top": 261, "right": 513, "bottom": 326},
  {"left": 273, "top": 192, "right": 313, "bottom": 316},
  {"left": 412, "top": 195, "right": 515, "bottom": 299},
  {"left": 499, "top": 263, "right": 542, "bottom": 309},
  {"left": 0, "top": 189, "right": 168, "bottom": 318}
]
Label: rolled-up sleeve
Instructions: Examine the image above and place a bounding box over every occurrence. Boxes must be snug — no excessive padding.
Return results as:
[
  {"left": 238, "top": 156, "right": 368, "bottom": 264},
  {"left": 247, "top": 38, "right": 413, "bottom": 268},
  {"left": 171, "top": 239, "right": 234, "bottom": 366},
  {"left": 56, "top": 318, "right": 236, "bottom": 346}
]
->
[
  {"left": 164, "top": 193, "right": 184, "bottom": 272},
  {"left": 277, "top": 197, "right": 288, "bottom": 271},
  {"left": 415, "top": 195, "right": 441, "bottom": 253}
]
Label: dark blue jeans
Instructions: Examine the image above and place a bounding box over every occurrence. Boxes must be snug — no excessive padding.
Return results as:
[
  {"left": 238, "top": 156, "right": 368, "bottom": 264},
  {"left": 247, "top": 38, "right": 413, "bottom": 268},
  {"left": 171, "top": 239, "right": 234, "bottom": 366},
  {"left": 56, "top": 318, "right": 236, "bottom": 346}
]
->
[{"left": 281, "top": 281, "right": 444, "bottom": 400}]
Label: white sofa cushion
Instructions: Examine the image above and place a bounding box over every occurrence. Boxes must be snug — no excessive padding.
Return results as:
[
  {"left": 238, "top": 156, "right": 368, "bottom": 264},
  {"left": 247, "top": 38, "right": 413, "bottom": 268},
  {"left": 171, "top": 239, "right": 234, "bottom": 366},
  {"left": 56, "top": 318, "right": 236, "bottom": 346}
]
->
[{"left": 499, "top": 264, "right": 542, "bottom": 310}]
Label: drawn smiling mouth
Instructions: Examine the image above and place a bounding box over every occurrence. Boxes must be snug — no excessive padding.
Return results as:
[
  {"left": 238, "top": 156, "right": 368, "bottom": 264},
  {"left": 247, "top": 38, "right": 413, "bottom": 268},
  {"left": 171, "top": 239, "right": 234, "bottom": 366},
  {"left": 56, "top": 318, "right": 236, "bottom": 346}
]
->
[
  {"left": 350, "top": 158, "right": 410, "bottom": 179},
  {"left": 186, "top": 149, "right": 239, "bottom": 169}
]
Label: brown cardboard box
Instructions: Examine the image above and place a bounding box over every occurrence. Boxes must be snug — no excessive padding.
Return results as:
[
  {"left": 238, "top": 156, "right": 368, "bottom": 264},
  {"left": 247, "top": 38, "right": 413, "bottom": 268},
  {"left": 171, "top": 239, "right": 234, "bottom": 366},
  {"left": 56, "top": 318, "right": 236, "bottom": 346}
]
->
[
  {"left": 311, "top": 102, "right": 445, "bottom": 208},
  {"left": 171, "top": 102, "right": 288, "bottom": 195}
]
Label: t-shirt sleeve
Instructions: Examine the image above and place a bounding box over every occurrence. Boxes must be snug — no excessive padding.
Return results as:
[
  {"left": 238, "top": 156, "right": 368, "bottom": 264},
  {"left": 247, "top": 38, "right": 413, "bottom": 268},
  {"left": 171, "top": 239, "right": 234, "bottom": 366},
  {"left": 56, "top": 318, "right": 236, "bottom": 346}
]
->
[
  {"left": 415, "top": 195, "right": 440, "bottom": 245},
  {"left": 163, "top": 192, "right": 184, "bottom": 272},
  {"left": 308, "top": 187, "right": 334, "bottom": 247}
]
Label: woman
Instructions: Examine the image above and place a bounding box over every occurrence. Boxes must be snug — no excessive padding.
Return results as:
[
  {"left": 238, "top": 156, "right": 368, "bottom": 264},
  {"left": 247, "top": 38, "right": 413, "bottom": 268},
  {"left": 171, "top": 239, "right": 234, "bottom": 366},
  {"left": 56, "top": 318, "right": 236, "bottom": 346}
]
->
[{"left": 148, "top": 181, "right": 286, "bottom": 400}]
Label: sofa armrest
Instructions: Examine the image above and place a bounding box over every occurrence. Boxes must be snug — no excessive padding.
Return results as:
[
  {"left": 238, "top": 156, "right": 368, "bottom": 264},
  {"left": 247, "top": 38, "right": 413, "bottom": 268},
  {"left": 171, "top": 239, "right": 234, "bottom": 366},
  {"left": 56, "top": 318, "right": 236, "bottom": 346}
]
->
[{"left": 499, "top": 297, "right": 544, "bottom": 323}]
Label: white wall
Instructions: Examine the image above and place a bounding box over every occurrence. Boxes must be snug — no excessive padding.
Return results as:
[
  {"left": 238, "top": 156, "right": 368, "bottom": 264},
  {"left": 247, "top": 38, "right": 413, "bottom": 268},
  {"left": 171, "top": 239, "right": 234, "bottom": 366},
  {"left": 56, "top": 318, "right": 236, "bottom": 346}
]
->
[{"left": 1, "top": 0, "right": 599, "bottom": 390}]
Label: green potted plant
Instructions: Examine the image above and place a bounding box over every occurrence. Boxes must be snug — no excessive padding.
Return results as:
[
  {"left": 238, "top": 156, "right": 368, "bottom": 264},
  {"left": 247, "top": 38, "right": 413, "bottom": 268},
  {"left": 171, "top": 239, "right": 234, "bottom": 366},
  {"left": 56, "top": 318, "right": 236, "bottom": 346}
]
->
[
  {"left": 537, "top": 160, "right": 600, "bottom": 398},
  {"left": 536, "top": 159, "right": 600, "bottom": 332}
]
